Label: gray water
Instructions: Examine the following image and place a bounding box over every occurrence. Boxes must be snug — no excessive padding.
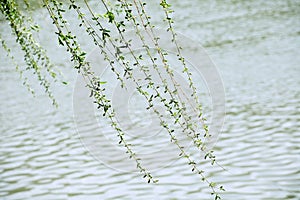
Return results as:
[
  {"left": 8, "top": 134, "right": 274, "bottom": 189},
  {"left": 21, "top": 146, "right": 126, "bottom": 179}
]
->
[{"left": 1, "top": 0, "right": 300, "bottom": 200}]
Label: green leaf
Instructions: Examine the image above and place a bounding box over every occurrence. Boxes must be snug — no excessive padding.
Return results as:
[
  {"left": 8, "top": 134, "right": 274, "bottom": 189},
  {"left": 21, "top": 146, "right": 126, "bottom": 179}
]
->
[
  {"left": 104, "top": 11, "right": 115, "bottom": 23},
  {"left": 160, "top": 0, "right": 171, "bottom": 8}
]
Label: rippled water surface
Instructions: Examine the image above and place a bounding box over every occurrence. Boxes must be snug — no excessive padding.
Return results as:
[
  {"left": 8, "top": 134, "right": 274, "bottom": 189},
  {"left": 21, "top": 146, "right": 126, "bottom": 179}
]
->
[{"left": 1, "top": 0, "right": 300, "bottom": 199}]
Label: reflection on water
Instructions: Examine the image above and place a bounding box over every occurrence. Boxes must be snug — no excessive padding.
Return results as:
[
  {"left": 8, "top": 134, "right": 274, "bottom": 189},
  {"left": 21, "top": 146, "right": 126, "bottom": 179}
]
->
[{"left": 1, "top": 0, "right": 299, "bottom": 199}]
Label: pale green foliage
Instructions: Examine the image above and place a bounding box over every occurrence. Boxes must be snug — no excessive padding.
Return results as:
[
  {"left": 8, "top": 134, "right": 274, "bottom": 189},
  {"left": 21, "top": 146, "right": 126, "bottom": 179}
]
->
[
  {"left": 1, "top": 0, "right": 224, "bottom": 199},
  {"left": 0, "top": 0, "right": 59, "bottom": 106}
]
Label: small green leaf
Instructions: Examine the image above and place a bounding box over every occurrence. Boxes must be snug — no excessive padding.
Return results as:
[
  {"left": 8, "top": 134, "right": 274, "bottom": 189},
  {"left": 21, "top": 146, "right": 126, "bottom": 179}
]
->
[{"left": 104, "top": 11, "right": 115, "bottom": 23}]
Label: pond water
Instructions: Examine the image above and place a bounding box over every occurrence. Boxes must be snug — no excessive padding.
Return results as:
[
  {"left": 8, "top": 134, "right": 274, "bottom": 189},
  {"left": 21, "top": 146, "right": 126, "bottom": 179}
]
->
[{"left": 1, "top": 0, "right": 299, "bottom": 200}]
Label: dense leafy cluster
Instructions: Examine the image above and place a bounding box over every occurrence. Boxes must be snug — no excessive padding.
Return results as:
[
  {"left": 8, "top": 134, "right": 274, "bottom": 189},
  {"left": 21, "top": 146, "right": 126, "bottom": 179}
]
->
[{"left": 0, "top": 0, "right": 59, "bottom": 106}]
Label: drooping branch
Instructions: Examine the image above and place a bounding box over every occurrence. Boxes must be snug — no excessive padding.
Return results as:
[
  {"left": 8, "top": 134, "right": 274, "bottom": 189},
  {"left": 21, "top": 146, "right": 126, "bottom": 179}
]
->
[{"left": 1, "top": 0, "right": 225, "bottom": 198}]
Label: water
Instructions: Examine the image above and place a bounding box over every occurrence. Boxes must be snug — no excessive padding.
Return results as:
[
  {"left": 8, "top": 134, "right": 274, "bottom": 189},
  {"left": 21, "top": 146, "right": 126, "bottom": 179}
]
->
[{"left": 1, "top": 0, "right": 300, "bottom": 199}]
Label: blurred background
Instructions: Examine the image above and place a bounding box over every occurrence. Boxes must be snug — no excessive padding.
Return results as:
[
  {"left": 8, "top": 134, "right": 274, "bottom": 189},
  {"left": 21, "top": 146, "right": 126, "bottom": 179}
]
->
[{"left": 0, "top": 0, "right": 299, "bottom": 199}]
